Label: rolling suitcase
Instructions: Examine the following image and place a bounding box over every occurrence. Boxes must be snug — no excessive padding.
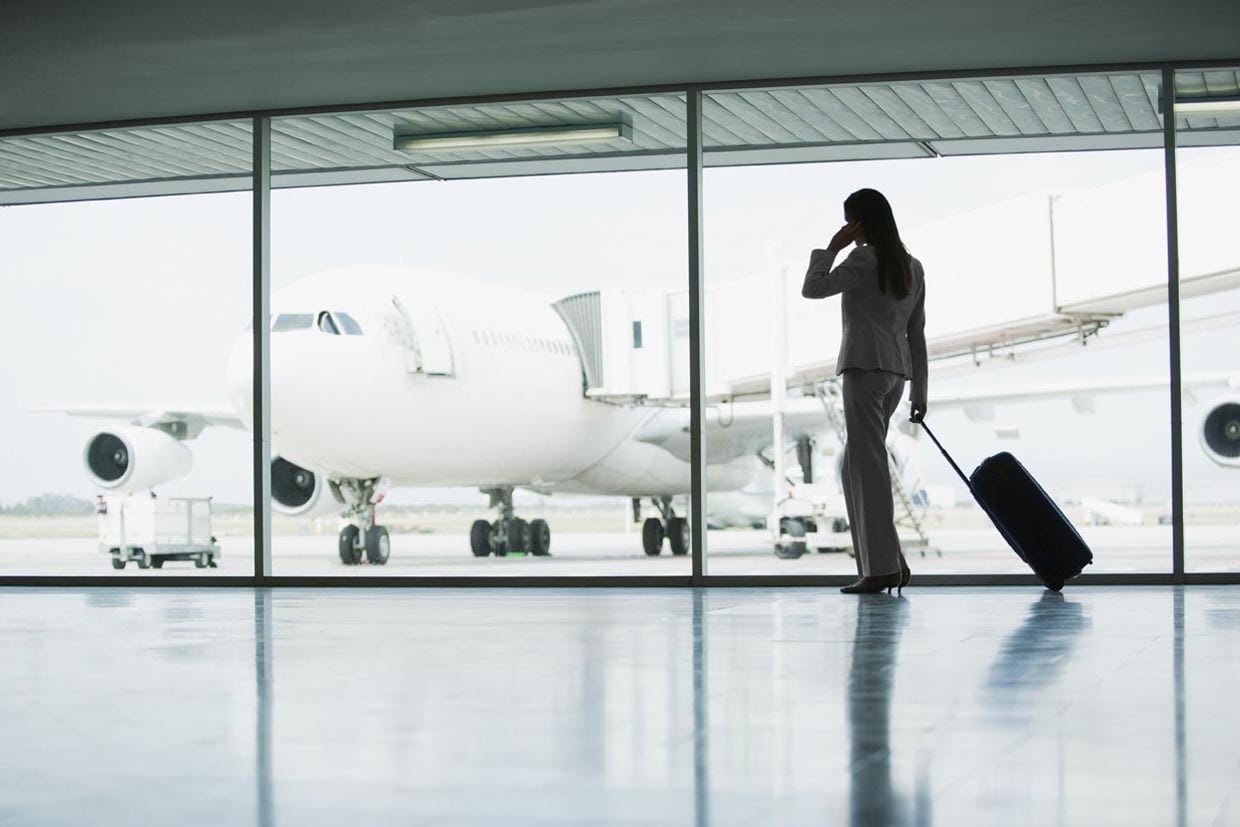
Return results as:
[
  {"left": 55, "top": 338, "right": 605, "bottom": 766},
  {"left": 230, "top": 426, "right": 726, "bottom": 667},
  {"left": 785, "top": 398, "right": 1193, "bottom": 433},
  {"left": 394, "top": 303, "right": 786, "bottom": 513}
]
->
[{"left": 919, "top": 421, "right": 1093, "bottom": 591}]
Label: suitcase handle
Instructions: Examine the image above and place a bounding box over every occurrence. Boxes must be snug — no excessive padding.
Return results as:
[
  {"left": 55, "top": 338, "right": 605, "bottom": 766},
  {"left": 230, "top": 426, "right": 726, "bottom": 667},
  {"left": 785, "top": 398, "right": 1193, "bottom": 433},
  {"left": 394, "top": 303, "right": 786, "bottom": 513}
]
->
[{"left": 918, "top": 420, "right": 972, "bottom": 489}]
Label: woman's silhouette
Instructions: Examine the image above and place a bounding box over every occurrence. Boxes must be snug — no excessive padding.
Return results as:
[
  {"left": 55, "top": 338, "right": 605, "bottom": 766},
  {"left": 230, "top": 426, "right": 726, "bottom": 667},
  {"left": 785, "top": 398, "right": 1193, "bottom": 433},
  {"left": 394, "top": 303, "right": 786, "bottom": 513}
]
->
[{"left": 802, "top": 189, "right": 927, "bottom": 595}]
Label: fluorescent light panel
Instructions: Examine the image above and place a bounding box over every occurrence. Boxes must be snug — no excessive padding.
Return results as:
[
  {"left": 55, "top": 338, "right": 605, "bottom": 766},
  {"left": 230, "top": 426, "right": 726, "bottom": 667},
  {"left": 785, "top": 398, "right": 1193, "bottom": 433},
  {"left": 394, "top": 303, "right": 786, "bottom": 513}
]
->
[
  {"left": 1173, "top": 96, "right": 1240, "bottom": 116},
  {"left": 394, "top": 122, "right": 632, "bottom": 152}
]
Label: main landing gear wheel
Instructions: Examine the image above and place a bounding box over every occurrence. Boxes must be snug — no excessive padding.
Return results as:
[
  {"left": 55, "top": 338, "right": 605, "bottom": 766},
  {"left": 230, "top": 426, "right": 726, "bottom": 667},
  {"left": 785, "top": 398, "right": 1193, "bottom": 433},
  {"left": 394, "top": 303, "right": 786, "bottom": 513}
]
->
[
  {"left": 667, "top": 517, "right": 689, "bottom": 556},
  {"left": 642, "top": 518, "right": 665, "bottom": 556},
  {"left": 338, "top": 525, "right": 362, "bottom": 565},
  {"left": 475, "top": 487, "right": 553, "bottom": 559},
  {"left": 471, "top": 519, "right": 493, "bottom": 557},
  {"left": 528, "top": 519, "right": 551, "bottom": 556},
  {"left": 364, "top": 526, "right": 390, "bottom": 565}
]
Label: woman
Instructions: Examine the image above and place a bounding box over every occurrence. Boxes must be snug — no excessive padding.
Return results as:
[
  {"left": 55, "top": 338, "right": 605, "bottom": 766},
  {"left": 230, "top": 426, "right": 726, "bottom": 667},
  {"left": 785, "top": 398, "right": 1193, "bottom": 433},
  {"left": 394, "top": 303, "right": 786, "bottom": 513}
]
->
[{"left": 801, "top": 188, "right": 927, "bottom": 595}]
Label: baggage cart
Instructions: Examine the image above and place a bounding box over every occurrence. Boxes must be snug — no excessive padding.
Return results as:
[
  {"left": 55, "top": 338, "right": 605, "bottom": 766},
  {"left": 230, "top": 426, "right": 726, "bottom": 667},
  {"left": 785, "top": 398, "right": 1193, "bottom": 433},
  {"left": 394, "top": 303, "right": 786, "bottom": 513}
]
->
[{"left": 97, "top": 495, "right": 220, "bottom": 570}]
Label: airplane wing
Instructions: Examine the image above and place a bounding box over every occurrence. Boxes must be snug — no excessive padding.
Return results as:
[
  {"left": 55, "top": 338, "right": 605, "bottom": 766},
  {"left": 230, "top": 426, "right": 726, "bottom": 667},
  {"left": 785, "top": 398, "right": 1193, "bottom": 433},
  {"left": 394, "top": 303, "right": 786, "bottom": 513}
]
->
[
  {"left": 703, "top": 266, "right": 1240, "bottom": 405},
  {"left": 636, "top": 398, "right": 830, "bottom": 464},
  {"left": 638, "top": 372, "right": 1239, "bottom": 465},
  {"left": 37, "top": 404, "right": 245, "bottom": 438}
]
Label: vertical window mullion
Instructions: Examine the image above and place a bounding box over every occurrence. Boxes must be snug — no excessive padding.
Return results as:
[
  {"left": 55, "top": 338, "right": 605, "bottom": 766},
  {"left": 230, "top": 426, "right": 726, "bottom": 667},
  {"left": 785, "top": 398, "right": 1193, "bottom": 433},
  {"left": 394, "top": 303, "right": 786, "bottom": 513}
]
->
[
  {"left": 1160, "top": 67, "right": 1185, "bottom": 582},
  {"left": 253, "top": 116, "right": 273, "bottom": 580}
]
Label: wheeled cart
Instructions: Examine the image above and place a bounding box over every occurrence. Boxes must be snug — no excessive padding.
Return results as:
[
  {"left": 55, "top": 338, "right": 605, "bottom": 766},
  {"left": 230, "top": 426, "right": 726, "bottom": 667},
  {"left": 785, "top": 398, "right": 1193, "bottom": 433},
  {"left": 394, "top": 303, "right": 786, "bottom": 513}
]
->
[{"left": 97, "top": 495, "right": 221, "bottom": 570}]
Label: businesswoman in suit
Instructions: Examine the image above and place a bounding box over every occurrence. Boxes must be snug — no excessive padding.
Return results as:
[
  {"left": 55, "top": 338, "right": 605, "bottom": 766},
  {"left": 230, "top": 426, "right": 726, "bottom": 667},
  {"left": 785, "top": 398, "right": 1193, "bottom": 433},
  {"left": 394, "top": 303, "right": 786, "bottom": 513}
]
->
[{"left": 802, "top": 188, "right": 927, "bottom": 595}]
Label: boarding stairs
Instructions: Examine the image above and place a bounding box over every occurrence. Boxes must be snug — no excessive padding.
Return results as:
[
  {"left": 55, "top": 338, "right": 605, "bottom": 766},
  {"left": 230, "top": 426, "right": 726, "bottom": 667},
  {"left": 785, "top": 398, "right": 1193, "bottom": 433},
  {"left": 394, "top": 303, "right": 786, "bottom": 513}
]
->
[{"left": 813, "top": 380, "right": 936, "bottom": 557}]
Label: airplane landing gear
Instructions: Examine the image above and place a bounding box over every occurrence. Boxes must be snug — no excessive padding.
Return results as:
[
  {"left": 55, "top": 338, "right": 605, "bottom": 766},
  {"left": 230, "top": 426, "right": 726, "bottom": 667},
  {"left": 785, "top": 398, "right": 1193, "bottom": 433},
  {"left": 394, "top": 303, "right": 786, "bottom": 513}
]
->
[
  {"left": 336, "top": 478, "right": 390, "bottom": 566},
  {"left": 636, "top": 497, "right": 689, "bottom": 556},
  {"left": 471, "top": 487, "right": 552, "bottom": 557}
]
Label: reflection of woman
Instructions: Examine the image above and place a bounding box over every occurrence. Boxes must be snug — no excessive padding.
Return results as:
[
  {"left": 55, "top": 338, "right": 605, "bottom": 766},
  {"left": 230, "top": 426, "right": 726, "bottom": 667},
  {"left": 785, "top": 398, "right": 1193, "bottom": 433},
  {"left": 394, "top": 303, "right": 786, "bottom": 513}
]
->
[
  {"left": 847, "top": 594, "right": 911, "bottom": 826},
  {"left": 802, "top": 189, "right": 927, "bottom": 595}
]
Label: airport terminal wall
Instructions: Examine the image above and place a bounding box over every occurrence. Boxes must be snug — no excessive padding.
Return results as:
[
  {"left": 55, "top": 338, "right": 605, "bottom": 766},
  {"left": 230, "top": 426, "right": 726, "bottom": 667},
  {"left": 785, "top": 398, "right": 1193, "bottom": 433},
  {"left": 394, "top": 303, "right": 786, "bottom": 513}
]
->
[{"left": 0, "top": 64, "right": 1237, "bottom": 582}]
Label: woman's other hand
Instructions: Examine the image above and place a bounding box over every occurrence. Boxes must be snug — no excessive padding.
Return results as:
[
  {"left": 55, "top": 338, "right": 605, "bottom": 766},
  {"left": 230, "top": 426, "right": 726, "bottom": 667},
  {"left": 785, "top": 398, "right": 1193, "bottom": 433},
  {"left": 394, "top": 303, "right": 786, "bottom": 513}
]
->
[
  {"left": 826, "top": 220, "right": 862, "bottom": 253},
  {"left": 909, "top": 401, "right": 926, "bottom": 424}
]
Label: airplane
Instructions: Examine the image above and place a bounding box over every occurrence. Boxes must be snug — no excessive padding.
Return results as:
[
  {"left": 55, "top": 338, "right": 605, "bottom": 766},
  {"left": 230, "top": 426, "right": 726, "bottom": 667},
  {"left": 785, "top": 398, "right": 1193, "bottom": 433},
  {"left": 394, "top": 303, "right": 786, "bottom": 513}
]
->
[{"left": 53, "top": 262, "right": 1240, "bottom": 567}]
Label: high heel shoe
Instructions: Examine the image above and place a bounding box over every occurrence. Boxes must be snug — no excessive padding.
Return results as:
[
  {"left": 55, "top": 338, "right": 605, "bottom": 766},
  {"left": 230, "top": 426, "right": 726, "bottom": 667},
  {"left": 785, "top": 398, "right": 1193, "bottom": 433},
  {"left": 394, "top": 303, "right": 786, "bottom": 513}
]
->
[
  {"left": 900, "top": 557, "right": 911, "bottom": 590},
  {"left": 840, "top": 572, "right": 903, "bottom": 595}
]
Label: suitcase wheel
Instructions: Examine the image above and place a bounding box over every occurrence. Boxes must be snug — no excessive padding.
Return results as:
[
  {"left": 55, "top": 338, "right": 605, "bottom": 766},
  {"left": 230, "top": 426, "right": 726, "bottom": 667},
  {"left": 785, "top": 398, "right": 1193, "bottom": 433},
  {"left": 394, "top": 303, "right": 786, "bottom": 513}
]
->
[{"left": 1038, "top": 572, "right": 1065, "bottom": 592}]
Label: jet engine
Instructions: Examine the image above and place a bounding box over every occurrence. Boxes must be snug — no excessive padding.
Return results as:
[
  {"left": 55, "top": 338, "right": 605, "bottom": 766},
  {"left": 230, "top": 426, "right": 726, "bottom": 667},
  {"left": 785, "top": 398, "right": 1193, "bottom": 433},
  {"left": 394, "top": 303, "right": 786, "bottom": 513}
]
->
[
  {"left": 271, "top": 456, "right": 338, "bottom": 517},
  {"left": 84, "top": 426, "right": 192, "bottom": 492},
  {"left": 1200, "top": 398, "right": 1240, "bottom": 468}
]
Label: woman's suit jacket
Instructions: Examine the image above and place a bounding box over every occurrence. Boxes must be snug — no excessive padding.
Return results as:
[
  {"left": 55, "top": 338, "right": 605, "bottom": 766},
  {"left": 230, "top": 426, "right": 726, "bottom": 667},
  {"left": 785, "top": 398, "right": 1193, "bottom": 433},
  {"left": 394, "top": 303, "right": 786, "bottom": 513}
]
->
[{"left": 802, "top": 244, "right": 928, "bottom": 407}]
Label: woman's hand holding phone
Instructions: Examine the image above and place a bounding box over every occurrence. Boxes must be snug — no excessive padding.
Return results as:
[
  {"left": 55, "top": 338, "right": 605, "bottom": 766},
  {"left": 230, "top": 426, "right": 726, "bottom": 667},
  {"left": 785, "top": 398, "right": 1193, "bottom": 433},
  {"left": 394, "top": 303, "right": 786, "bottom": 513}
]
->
[{"left": 826, "top": 220, "right": 862, "bottom": 253}]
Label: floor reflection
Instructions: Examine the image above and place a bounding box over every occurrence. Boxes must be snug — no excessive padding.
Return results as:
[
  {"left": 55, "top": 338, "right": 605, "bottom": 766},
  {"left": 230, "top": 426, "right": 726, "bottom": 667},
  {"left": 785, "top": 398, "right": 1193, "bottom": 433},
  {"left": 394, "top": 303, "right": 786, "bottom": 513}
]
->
[
  {"left": 985, "top": 592, "right": 1092, "bottom": 700},
  {"left": 847, "top": 594, "right": 917, "bottom": 827},
  {"left": 255, "top": 589, "right": 273, "bottom": 827}
]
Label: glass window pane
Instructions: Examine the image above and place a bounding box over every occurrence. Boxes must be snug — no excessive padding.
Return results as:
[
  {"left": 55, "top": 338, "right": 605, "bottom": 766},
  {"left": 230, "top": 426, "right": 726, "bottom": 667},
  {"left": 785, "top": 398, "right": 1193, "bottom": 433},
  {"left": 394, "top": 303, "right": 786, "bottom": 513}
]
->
[
  {"left": 0, "top": 120, "right": 254, "bottom": 576},
  {"left": 268, "top": 93, "right": 689, "bottom": 576},
  {"left": 1175, "top": 67, "right": 1240, "bottom": 573},
  {"left": 702, "top": 71, "right": 1171, "bottom": 577}
]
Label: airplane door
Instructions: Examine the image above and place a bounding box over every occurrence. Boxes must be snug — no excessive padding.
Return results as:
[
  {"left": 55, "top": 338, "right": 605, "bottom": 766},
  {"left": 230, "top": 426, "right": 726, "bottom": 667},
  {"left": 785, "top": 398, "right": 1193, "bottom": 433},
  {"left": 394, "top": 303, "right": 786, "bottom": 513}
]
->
[{"left": 385, "top": 295, "right": 455, "bottom": 376}]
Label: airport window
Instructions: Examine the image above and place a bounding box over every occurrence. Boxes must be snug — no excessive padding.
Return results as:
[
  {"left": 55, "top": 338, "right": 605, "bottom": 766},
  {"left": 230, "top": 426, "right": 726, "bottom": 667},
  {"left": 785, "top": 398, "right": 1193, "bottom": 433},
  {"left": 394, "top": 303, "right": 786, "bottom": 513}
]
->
[
  {"left": 1175, "top": 66, "right": 1240, "bottom": 573},
  {"left": 335, "top": 312, "right": 364, "bottom": 335},
  {"left": 0, "top": 117, "right": 253, "bottom": 577},
  {"left": 9, "top": 69, "right": 1234, "bottom": 583},
  {"left": 702, "top": 70, "right": 1173, "bottom": 577},
  {"left": 272, "top": 313, "right": 314, "bottom": 332},
  {"left": 257, "top": 91, "right": 689, "bottom": 578}
]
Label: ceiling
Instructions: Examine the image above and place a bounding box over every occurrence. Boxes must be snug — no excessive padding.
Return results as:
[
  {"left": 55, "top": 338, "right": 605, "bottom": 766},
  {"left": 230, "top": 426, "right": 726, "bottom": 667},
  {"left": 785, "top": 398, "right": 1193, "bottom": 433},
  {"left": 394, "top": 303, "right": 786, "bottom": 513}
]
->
[
  {"left": 5, "top": 70, "right": 1240, "bottom": 205},
  {"left": 2, "top": 0, "right": 1239, "bottom": 134}
]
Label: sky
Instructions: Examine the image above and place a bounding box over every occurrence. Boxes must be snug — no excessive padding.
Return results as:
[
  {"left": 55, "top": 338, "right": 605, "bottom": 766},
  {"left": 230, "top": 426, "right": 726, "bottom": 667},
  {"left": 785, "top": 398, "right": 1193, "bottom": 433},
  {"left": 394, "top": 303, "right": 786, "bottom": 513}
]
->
[{"left": 0, "top": 145, "right": 1236, "bottom": 510}]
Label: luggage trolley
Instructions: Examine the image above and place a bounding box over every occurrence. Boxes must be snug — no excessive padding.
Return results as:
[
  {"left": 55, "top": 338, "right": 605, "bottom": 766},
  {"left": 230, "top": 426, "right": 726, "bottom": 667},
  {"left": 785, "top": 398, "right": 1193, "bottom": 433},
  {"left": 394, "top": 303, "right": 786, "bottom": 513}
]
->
[{"left": 98, "top": 495, "right": 221, "bottom": 570}]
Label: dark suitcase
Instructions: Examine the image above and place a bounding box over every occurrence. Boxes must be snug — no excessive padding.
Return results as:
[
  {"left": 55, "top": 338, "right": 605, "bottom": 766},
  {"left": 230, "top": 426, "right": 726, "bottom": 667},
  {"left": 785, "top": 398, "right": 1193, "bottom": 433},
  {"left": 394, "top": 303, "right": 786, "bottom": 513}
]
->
[{"left": 920, "top": 421, "right": 1093, "bottom": 591}]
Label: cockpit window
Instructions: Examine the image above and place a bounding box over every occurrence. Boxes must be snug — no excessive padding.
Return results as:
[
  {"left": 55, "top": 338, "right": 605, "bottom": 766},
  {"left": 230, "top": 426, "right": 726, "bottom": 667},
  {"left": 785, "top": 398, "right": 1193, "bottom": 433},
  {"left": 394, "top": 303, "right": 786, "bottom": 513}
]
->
[
  {"left": 334, "top": 312, "right": 364, "bottom": 335},
  {"left": 317, "top": 311, "right": 340, "bottom": 335},
  {"left": 272, "top": 313, "right": 314, "bottom": 332}
]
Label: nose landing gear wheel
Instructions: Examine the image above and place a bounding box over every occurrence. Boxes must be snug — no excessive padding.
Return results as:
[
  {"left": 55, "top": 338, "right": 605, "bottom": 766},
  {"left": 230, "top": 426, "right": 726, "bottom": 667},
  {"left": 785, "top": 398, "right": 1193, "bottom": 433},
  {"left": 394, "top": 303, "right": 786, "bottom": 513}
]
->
[
  {"left": 642, "top": 518, "right": 664, "bottom": 556},
  {"left": 364, "top": 526, "right": 390, "bottom": 565},
  {"left": 528, "top": 519, "right": 551, "bottom": 556},
  {"left": 470, "top": 519, "right": 493, "bottom": 557},
  {"left": 338, "top": 525, "right": 362, "bottom": 565},
  {"left": 667, "top": 517, "right": 690, "bottom": 556}
]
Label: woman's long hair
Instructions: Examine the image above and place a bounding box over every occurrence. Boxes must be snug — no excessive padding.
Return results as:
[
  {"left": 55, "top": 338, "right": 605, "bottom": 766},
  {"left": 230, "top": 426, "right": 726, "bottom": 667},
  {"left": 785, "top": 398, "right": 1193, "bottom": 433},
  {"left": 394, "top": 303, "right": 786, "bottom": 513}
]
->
[{"left": 843, "top": 188, "right": 912, "bottom": 299}]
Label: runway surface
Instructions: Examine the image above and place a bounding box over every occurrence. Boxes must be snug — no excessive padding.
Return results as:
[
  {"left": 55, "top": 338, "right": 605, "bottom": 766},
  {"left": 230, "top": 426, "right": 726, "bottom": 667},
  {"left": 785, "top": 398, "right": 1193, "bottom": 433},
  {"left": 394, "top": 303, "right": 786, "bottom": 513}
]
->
[{"left": 1, "top": 525, "right": 1236, "bottom": 576}]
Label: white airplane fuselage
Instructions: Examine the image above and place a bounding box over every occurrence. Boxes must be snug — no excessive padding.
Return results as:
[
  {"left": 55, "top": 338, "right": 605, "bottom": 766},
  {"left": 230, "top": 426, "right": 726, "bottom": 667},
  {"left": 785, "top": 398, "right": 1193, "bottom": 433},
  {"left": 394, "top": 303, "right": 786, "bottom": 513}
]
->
[{"left": 225, "top": 266, "right": 753, "bottom": 497}]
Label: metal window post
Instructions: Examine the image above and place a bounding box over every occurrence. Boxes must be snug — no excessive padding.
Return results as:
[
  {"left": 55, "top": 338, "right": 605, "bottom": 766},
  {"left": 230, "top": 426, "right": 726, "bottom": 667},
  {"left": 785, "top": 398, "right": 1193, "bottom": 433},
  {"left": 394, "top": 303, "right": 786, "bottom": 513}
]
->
[
  {"left": 1160, "top": 68, "right": 1185, "bottom": 582},
  {"left": 687, "top": 90, "right": 706, "bottom": 583},
  {"left": 253, "top": 117, "right": 273, "bottom": 579}
]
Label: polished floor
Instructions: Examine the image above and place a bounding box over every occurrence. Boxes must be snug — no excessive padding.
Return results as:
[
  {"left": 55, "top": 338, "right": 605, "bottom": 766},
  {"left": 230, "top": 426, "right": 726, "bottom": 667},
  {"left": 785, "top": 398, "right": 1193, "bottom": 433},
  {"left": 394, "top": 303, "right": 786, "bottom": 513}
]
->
[{"left": 0, "top": 586, "right": 1236, "bottom": 826}]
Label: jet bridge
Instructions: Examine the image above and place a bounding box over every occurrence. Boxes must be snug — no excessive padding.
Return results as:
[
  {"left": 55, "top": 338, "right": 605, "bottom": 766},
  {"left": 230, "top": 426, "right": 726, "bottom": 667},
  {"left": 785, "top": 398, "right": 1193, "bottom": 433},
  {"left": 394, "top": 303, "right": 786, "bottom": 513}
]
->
[{"left": 553, "top": 289, "right": 678, "bottom": 403}]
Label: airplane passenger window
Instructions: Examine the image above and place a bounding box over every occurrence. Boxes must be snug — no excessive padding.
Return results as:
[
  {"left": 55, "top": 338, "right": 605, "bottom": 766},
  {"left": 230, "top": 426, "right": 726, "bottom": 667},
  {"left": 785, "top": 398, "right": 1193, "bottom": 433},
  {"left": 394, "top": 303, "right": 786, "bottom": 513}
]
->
[
  {"left": 317, "top": 311, "right": 340, "bottom": 335},
  {"left": 272, "top": 313, "right": 314, "bottom": 332},
  {"left": 334, "top": 312, "right": 364, "bottom": 335}
]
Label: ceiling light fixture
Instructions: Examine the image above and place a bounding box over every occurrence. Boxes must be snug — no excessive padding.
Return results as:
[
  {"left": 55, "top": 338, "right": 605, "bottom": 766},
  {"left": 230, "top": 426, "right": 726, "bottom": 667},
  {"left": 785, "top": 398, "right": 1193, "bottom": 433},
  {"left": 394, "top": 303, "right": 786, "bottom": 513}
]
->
[
  {"left": 1173, "top": 96, "right": 1240, "bottom": 116},
  {"left": 394, "top": 121, "right": 632, "bottom": 152}
]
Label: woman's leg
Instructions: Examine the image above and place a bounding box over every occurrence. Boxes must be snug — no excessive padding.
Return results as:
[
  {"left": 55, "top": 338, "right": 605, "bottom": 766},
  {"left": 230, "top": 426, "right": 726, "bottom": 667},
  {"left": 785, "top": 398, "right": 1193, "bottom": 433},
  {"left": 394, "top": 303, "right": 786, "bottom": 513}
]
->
[
  {"left": 841, "top": 370, "right": 904, "bottom": 578},
  {"left": 839, "top": 444, "right": 863, "bottom": 578}
]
